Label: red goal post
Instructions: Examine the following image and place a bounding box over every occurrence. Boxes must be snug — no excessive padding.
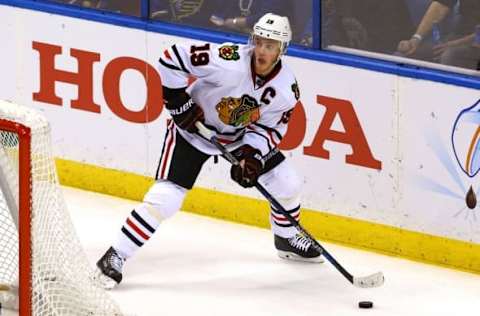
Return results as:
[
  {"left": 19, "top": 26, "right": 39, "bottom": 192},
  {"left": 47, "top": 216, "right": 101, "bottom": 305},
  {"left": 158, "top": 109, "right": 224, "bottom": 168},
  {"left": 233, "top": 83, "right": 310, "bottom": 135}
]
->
[
  {"left": 0, "top": 100, "right": 122, "bottom": 315},
  {"left": 0, "top": 117, "right": 31, "bottom": 315}
]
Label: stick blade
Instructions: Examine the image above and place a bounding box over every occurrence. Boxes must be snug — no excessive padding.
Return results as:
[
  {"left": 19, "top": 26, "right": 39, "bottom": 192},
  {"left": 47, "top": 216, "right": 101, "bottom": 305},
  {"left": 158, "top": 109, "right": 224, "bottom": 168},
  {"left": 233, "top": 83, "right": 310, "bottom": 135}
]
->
[{"left": 353, "top": 272, "right": 385, "bottom": 288}]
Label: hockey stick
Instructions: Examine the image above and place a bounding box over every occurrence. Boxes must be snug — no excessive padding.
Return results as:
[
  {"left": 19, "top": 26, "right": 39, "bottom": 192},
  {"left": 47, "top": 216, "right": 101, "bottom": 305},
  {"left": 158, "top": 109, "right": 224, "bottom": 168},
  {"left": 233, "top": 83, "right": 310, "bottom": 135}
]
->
[{"left": 195, "top": 122, "right": 384, "bottom": 288}]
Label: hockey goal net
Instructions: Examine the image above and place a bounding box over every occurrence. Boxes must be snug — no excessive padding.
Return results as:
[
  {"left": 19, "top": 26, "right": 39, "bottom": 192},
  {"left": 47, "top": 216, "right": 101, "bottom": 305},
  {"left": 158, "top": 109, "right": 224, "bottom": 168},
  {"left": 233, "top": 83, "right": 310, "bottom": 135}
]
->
[{"left": 0, "top": 100, "right": 122, "bottom": 315}]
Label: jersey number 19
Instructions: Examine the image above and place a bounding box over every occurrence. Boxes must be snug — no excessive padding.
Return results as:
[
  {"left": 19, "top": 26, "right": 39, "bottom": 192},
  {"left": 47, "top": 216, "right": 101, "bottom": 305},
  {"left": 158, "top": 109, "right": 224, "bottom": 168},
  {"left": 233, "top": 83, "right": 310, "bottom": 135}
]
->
[{"left": 190, "top": 44, "right": 210, "bottom": 66}]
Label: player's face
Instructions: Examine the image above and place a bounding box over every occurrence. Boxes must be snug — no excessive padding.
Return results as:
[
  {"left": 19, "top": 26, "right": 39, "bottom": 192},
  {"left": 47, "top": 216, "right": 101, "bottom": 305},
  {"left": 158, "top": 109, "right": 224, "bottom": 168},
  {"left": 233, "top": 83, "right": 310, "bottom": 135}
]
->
[{"left": 253, "top": 36, "right": 282, "bottom": 76}]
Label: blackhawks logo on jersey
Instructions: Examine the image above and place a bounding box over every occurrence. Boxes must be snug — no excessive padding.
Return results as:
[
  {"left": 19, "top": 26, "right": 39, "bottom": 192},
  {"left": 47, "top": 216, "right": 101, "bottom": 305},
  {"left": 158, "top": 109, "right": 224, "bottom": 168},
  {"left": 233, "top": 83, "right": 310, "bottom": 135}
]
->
[
  {"left": 218, "top": 44, "right": 240, "bottom": 61},
  {"left": 291, "top": 81, "right": 300, "bottom": 100},
  {"left": 216, "top": 95, "right": 260, "bottom": 127}
]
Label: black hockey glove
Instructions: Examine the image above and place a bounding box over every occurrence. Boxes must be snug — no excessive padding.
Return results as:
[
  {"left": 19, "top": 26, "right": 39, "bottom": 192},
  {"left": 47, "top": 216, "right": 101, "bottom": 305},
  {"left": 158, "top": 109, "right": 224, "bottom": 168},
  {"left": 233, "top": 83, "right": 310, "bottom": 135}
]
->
[
  {"left": 163, "top": 86, "right": 204, "bottom": 133},
  {"left": 230, "top": 145, "right": 264, "bottom": 188}
]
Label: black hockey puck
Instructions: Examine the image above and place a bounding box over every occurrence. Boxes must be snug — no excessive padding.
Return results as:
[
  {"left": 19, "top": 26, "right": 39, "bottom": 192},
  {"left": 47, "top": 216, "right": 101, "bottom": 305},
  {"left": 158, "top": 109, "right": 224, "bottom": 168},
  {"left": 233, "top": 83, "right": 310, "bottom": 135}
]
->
[{"left": 358, "top": 301, "right": 373, "bottom": 309}]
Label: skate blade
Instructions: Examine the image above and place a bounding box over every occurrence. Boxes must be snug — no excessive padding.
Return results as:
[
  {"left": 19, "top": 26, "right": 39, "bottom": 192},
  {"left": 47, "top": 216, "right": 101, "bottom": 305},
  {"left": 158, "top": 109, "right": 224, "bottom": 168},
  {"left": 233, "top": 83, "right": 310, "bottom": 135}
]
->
[
  {"left": 277, "top": 250, "right": 325, "bottom": 263},
  {"left": 93, "top": 268, "right": 118, "bottom": 290}
]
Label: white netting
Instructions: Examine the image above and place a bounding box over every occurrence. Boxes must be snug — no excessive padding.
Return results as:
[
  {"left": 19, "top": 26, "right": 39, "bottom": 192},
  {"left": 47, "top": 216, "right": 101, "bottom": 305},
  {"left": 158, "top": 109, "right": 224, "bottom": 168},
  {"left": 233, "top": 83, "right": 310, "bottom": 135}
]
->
[{"left": 0, "top": 100, "right": 123, "bottom": 315}]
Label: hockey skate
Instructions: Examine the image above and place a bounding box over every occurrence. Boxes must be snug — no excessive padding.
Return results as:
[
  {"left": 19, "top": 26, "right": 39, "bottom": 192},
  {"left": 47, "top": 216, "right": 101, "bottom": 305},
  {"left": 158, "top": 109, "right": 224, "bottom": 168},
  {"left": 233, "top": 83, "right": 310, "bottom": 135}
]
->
[
  {"left": 95, "top": 247, "right": 125, "bottom": 289},
  {"left": 274, "top": 234, "right": 324, "bottom": 263}
]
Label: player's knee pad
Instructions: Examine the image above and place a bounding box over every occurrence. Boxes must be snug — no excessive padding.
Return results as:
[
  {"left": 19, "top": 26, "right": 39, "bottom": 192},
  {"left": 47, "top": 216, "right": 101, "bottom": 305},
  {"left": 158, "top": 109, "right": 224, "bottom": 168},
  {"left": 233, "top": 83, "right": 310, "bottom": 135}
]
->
[
  {"left": 260, "top": 160, "right": 302, "bottom": 210},
  {"left": 141, "top": 180, "right": 187, "bottom": 221}
]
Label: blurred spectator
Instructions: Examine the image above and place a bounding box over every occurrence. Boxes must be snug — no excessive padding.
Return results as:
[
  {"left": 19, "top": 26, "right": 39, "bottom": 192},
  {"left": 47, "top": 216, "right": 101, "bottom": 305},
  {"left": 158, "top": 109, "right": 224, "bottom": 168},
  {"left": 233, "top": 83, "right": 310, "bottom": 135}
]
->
[
  {"left": 149, "top": 0, "right": 312, "bottom": 46},
  {"left": 150, "top": 0, "right": 214, "bottom": 28},
  {"left": 397, "top": 0, "right": 480, "bottom": 70},
  {"left": 51, "top": 0, "right": 97, "bottom": 8},
  {"left": 292, "top": 0, "right": 314, "bottom": 46},
  {"left": 67, "top": 0, "right": 98, "bottom": 9},
  {"left": 476, "top": 38, "right": 480, "bottom": 70},
  {"left": 208, "top": 0, "right": 314, "bottom": 46},
  {"left": 150, "top": 0, "right": 170, "bottom": 20},
  {"left": 62, "top": 0, "right": 140, "bottom": 16},
  {"left": 98, "top": 1, "right": 140, "bottom": 15},
  {"left": 207, "top": 0, "right": 294, "bottom": 35},
  {"left": 298, "top": 17, "right": 313, "bottom": 46},
  {"left": 324, "top": 0, "right": 414, "bottom": 54}
]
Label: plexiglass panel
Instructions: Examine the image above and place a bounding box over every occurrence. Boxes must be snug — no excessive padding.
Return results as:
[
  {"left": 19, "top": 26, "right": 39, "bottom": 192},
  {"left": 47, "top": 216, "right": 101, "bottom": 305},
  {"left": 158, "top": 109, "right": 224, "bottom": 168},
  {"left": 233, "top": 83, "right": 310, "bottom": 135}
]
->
[
  {"left": 50, "top": 0, "right": 142, "bottom": 16},
  {"left": 322, "top": 0, "right": 480, "bottom": 74},
  {"left": 150, "top": 0, "right": 315, "bottom": 46}
]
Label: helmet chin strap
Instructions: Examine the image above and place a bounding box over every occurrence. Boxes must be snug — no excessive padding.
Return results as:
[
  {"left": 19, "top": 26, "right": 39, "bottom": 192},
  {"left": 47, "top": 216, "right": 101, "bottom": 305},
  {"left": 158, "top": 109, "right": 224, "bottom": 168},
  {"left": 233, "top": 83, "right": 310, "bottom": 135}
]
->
[
  {"left": 269, "top": 54, "right": 282, "bottom": 72},
  {"left": 275, "top": 46, "right": 286, "bottom": 64}
]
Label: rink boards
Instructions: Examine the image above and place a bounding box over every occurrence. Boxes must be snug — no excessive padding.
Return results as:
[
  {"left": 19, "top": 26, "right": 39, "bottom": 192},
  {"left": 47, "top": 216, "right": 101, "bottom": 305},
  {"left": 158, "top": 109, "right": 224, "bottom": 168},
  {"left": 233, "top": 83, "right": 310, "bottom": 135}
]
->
[{"left": 1, "top": 4, "right": 479, "bottom": 273}]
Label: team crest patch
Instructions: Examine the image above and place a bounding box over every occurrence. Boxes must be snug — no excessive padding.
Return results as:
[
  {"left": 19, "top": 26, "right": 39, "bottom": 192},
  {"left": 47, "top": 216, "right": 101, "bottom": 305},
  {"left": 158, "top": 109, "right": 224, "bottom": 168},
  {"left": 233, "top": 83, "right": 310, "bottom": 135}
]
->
[
  {"left": 218, "top": 45, "right": 240, "bottom": 61},
  {"left": 291, "top": 81, "right": 300, "bottom": 100},
  {"left": 216, "top": 94, "right": 260, "bottom": 127}
]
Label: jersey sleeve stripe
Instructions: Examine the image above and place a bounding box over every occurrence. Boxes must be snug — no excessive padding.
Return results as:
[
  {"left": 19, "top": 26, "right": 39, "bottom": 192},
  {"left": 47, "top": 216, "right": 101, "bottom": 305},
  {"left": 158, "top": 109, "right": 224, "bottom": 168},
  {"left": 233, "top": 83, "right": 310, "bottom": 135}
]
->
[
  {"left": 216, "top": 137, "right": 235, "bottom": 144},
  {"left": 268, "top": 130, "right": 278, "bottom": 147},
  {"left": 159, "top": 57, "right": 182, "bottom": 72},
  {"left": 244, "top": 130, "right": 273, "bottom": 151},
  {"left": 204, "top": 122, "right": 245, "bottom": 137},
  {"left": 171, "top": 44, "right": 190, "bottom": 74},
  {"left": 253, "top": 122, "right": 283, "bottom": 141},
  {"left": 163, "top": 49, "right": 172, "bottom": 60}
]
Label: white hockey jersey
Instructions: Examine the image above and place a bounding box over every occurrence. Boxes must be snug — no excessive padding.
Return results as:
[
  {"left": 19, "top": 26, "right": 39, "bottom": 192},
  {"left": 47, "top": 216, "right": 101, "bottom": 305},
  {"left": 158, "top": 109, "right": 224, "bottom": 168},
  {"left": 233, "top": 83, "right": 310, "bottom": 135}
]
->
[{"left": 158, "top": 42, "right": 300, "bottom": 156}]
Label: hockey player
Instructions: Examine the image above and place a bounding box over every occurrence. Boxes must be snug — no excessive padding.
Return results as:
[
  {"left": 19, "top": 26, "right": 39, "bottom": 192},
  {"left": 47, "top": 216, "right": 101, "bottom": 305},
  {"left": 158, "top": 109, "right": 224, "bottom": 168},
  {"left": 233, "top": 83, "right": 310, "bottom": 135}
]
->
[{"left": 96, "top": 13, "right": 323, "bottom": 289}]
